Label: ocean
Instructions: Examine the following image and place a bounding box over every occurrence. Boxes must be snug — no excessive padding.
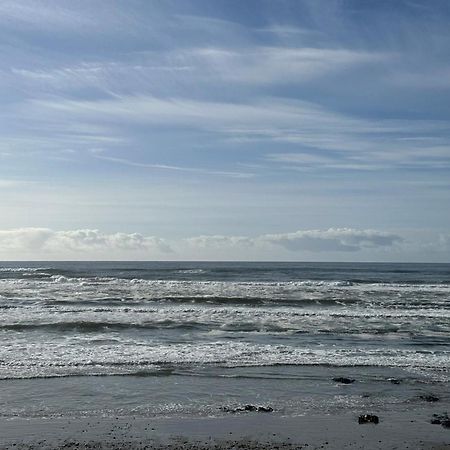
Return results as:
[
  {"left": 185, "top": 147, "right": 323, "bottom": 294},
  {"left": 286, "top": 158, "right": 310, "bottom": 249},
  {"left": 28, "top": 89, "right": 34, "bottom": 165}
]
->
[{"left": 0, "top": 261, "right": 449, "bottom": 420}]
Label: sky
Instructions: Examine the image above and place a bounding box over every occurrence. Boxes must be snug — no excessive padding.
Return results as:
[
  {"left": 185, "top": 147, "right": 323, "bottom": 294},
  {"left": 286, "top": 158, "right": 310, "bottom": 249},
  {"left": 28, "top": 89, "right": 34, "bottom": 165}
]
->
[{"left": 0, "top": 0, "right": 449, "bottom": 261}]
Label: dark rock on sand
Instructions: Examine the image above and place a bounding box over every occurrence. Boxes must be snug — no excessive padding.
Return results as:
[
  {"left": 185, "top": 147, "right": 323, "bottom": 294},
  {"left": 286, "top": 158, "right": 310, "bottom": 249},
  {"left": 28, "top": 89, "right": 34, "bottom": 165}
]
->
[
  {"left": 256, "top": 406, "right": 274, "bottom": 412},
  {"left": 358, "top": 414, "right": 379, "bottom": 424},
  {"left": 333, "top": 377, "right": 355, "bottom": 384},
  {"left": 244, "top": 405, "right": 258, "bottom": 412},
  {"left": 221, "top": 404, "right": 274, "bottom": 413},
  {"left": 420, "top": 394, "right": 440, "bottom": 402},
  {"left": 431, "top": 413, "right": 450, "bottom": 428}
]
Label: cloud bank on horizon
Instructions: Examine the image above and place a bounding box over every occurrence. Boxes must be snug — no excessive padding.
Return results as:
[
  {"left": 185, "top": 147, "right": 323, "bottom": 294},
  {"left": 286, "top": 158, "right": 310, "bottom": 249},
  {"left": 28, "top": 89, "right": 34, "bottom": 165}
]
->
[
  {"left": 0, "top": 226, "right": 447, "bottom": 262},
  {"left": 0, "top": 0, "right": 449, "bottom": 261},
  {"left": 0, "top": 226, "right": 416, "bottom": 261}
]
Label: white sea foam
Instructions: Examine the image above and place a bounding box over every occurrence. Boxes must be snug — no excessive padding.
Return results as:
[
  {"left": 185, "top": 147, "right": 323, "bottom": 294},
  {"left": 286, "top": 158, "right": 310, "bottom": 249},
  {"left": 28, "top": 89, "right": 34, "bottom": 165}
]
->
[
  {"left": 1, "top": 265, "right": 449, "bottom": 384},
  {"left": 2, "top": 277, "right": 450, "bottom": 304},
  {"left": 0, "top": 267, "right": 51, "bottom": 272},
  {"left": 1, "top": 338, "right": 449, "bottom": 380},
  {"left": 176, "top": 269, "right": 207, "bottom": 274}
]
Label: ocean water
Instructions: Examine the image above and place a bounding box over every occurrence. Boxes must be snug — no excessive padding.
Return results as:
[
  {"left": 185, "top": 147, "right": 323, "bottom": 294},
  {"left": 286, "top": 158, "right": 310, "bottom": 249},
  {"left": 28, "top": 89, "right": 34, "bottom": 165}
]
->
[{"left": 0, "top": 261, "right": 449, "bottom": 419}]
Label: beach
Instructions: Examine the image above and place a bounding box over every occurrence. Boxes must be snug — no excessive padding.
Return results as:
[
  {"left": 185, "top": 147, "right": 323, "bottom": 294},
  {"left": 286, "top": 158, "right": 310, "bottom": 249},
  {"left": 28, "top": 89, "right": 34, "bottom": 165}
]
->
[
  {"left": 0, "top": 262, "right": 449, "bottom": 449},
  {"left": 1, "top": 410, "right": 449, "bottom": 449}
]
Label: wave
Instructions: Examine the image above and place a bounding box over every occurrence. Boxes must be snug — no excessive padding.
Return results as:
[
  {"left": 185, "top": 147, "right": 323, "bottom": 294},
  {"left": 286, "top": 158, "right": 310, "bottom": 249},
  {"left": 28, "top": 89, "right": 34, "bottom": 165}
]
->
[
  {"left": 50, "top": 275, "right": 116, "bottom": 284},
  {"left": 3, "top": 275, "right": 450, "bottom": 292},
  {"left": 10, "top": 294, "right": 450, "bottom": 310},
  {"left": 2, "top": 317, "right": 448, "bottom": 336},
  {"left": 1, "top": 358, "right": 448, "bottom": 381},
  {"left": 1, "top": 331, "right": 449, "bottom": 382},
  {"left": 3, "top": 273, "right": 450, "bottom": 300},
  {"left": 0, "top": 320, "right": 204, "bottom": 332},
  {"left": 0, "top": 367, "right": 176, "bottom": 381},
  {"left": 0, "top": 267, "right": 51, "bottom": 273},
  {"left": 42, "top": 295, "right": 362, "bottom": 307},
  {"left": 1, "top": 320, "right": 299, "bottom": 333},
  {"left": 176, "top": 269, "right": 207, "bottom": 274}
]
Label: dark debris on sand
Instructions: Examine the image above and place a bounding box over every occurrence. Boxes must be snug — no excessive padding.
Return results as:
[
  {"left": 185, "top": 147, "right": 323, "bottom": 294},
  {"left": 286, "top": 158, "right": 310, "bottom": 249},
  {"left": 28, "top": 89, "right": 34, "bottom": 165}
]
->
[
  {"left": 2, "top": 439, "right": 308, "bottom": 450},
  {"left": 332, "top": 377, "right": 355, "bottom": 384},
  {"left": 431, "top": 413, "right": 450, "bottom": 428},
  {"left": 220, "top": 405, "right": 274, "bottom": 413},
  {"left": 420, "top": 395, "right": 440, "bottom": 403},
  {"left": 358, "top": 414, "right": 379, "bottom": 424}
]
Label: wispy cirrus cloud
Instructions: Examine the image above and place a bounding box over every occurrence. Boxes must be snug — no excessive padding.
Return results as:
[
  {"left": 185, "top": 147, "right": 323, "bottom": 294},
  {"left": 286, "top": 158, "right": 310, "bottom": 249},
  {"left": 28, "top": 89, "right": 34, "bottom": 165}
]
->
[
  {"left": 178, "top": 46, "right": 387, "bottom": 84},
  {"left": 27, "top": 94, "right": 442, "bottom": 139},
  {"left": 8, "top": 59, "right": 194, "bottom": 96},
  {"left": 388, "top": 66, "right": 450, "bottom": 89},
  {"left": 0, "top": 179, "right": 29, "bottom": 188},
  {"left": 0, "top": 0, "right": 142, "bottom": 33},
  {"left": 6, "top": 44, "right": 387, "bottom": 97},
  {"left": 22, "top": 94, "right": 450, "bottom": 171},
  {"left": 267, "top": 145, "right": 450, "bottom": 171},
  {"left": 0, "top": 0, "right": 101, "bottom": 31},
  {"left": 91, "top": 150, "right": 254, "bottom": 179}
]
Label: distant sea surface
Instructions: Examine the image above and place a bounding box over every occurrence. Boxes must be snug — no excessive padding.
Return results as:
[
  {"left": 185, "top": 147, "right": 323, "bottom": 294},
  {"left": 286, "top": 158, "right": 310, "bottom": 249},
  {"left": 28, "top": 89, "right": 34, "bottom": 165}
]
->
[{"left": 1, "top": 261, "right": 449, "bottom": 419}]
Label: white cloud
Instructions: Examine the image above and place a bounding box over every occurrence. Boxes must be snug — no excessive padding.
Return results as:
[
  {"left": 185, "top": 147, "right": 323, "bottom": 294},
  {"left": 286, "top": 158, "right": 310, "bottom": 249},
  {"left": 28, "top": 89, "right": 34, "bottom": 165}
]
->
[
  {"left": 0, "top": 228, "right": 172, "bottom": 259},
  {"left": 389, "top": 66, "right": 450, "bottom": 89},
  {"left": 437, "top": 234, "right": 450, "bottom": 250},
  {"left": 0, "top": 180, "right": 28, "bottom": 188},
  {"left": 267, "top": 152, "right": 386, "bottom": 171},
  {"left": 185, "top": 46, "right": 387, "bottom": 84},
  {"left": 183, "top": 228, "right": 402, "bottom": 253},
  {"left": 25, "top": 94, "right": 450, "bottom": 171},
  {"left": 0, "top": 0, "right": 145, "bottom": 34},
  {"left": 0, "top": 227, "right": 403, "bottom": 260},
  {"left": 255, "top": 25, "right": 320, "bottom": 36},
  {"left": 9, "top": 60, "right": 194, "bottom": 95},
  {"left": 9, "top": 43, "right": 385, "bottom": 98},
  {"left": 4, "top": 227, "right": 450, "bottom": 261},
  {"left": 48, "top": 229, "right": 171, "bottom": 253},
  {"left": 91, "top": 151, "right": 254, "bottom": 179},
  {"left": 185, "top": 235, "right": 254, "bottom": 249},
  {"left": 0, "top": 0, "right": 95, "bottom": 29},
  {"left": 0, "top": 228, "right": 53, "bottom": 251},
  {"left": 24, "top": 95, "right": 392, "bottom": 146},
  {"left": 261, "top": 228, "right": 403, "bottom": 252}
]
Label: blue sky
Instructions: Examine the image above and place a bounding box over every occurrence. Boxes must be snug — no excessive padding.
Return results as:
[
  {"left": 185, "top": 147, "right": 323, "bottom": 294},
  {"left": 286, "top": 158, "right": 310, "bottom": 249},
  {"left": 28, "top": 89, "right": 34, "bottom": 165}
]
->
[{"left": 0, "top": 0, "right": 449, "bottom": 261}]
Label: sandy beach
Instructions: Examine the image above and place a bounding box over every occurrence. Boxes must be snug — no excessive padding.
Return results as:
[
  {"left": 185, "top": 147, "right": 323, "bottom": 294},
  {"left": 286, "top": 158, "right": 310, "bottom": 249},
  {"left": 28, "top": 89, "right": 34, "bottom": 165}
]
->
[{"left": 0, "top": 410, "right": 449, "bottom": 450}]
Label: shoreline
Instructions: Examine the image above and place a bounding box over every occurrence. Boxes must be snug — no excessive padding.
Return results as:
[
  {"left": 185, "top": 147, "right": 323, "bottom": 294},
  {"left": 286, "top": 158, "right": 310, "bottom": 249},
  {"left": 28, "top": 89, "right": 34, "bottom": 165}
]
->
[{"left": 1, "top": 411, "right": 449, "bottom": 450}]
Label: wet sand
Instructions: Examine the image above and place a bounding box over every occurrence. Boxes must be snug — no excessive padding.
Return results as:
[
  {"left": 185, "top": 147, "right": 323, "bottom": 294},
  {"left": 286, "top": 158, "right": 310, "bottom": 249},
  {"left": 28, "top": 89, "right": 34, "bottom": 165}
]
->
[{"left": 0, "top": 411, "right": 449, "bottom": 450}]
